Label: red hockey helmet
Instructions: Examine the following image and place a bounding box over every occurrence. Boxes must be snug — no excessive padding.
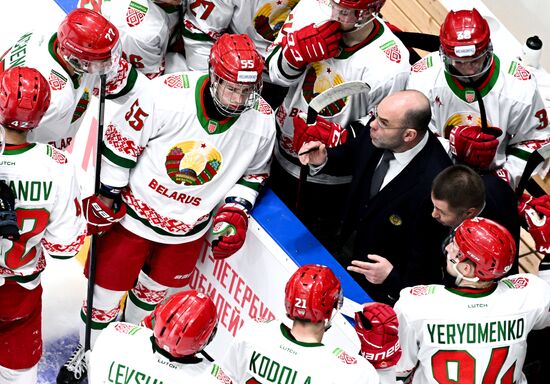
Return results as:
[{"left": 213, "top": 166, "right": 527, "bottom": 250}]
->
[
  {"left": 330, "top": 0, "right": 385, "bottom": 28},
  {"left": 209, "top": 33, "right": 264, "bottom": 117},
  {"left": 57, "top": 8, "right": 122, "bottom": 74},
  {"left": 439, "top": 8, "right": 493, "bottom": 81},
  {"left": 0, "top": 66, "right": 51, "bottom": 131},
  {"left": 152, "top": 290, "right": 218, "bottom": 358},
  {"left": 285, "top": 264, "right": 343, "bottom": 323},
  {"left": 453, "top": 217, "right": 515, "bottom": 281}
]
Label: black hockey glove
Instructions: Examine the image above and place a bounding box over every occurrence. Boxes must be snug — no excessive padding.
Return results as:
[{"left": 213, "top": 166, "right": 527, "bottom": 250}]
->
[{"left": 0, "top": 180, "right": 19, "bottom": 240}]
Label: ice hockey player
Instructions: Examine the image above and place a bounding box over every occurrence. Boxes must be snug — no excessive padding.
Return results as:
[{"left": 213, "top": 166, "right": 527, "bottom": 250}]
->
[
  {"left": 79, "top": 0, "right": 184, "bottom": 79},
  {"left": 406, "top": 8, "right": 550, "bottom": 191},
  {"left": 182, "top": 0, "right": 301, "bottom": 108},
  {"left": 0, "top": 66, "right": 86, "bottom": 384},
  {"left": 0, "top": 8, "right": 146, "bottom": 150},
  {"left": 222, "top": 264, "right": 400, "bottom": 383},
  {"left": 394, "top": 217, "right": 550, "bottom": 383},
  {"left": 57, "top": 33, "right": 275, "bottom": 384},
  {"left": 88, "top": 290, "right": 231, "bottom": 383}
]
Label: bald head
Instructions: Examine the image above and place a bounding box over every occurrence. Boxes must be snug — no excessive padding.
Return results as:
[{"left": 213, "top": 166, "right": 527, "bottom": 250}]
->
[
  {"left": 370, "top": 90, "right": 431, "bottom": 152},
  {"left": 381, "top": 90, "right": 431, "bottom": 132}
]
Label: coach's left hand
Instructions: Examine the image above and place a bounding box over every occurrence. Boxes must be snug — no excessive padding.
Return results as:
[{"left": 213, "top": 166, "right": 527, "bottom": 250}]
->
[{"left": 347, "top": 255, "right": 393, "bottom": 284}]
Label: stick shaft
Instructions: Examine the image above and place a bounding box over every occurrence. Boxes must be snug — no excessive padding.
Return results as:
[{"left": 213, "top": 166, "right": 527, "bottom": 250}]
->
[{"left": 85, "top": 74, "right": 107, "bottom": 352}]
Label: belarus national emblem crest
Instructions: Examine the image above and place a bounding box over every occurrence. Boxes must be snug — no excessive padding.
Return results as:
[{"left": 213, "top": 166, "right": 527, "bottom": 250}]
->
[{"left": 165, "top": 141, "right": 222, "bottom": 186}]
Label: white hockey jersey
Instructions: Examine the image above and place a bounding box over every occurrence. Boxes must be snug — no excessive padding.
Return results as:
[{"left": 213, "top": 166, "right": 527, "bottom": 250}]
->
[
  {"left": 222, "top": 319, "right": 380, "bottom": 384},
  {"left": 406, "top": 52, "right": 550, "bottom": 190},
  {"left": 101, "top": 71, "right": 276, "bottom": 244},
  {"left": 0, "top": 28, "right": 143, "bottom": 150},
  {"left": 183, "top": 0, "right": 299, "bottom": 71},
  {"left": 266, "top": 0, "right": 410, "bottom": 184},
  {"left": 89, "top": 322, "right": 230, "bottom": 383},
  {"left": 79, "top": 0, "right": 179, "bottom": 79},
  {"left": 394, "top": 274, "right": 550, "bottom": 384},
  {"left": 0, "top": 143, "right": 86, "bottom": 289}
]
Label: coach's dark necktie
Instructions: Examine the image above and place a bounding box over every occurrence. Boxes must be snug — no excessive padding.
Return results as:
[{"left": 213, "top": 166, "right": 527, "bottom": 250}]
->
[{"left": 369, "top": 150, "right": 395, "bottom": 198}]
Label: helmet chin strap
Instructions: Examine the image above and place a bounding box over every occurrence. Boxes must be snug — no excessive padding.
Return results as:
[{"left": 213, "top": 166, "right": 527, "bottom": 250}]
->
[{"left": 450, "top": 258, "right": 479, "bottom": 286}]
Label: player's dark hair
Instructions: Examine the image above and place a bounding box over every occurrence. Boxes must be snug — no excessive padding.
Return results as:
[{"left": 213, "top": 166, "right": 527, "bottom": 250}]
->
[{"left": 432, "top": 165, "right": 485, "bottom": 211}]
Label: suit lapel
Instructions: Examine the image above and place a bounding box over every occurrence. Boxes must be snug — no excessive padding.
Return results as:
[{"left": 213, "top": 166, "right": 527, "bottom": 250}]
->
[{"left": 364, "top": 132, "right": 436, "bottom": 214}]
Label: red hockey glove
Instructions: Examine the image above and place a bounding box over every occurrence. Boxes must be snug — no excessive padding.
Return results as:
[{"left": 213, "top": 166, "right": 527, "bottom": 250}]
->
[
  {"left": 292, "top": 115, "right": 348, "bottom": 153},
  {"left": 141, "top": 313, "right": 153, "bottom": 329},
  {"left": 354, "top": 303, "right": 401, "bottom": 369},
  {"left": 525, "top": 208, "right": 550, "bottom": 253},
  {"left": 518, "top": 193, "right": 550, "bottom": 218},
  {"left": 449, "top": 125, "right": 502, "bottom": 170},
  {"left": 83, "top": 194, "right": 127, "bottom": 235},
  {"left": 211, "top": 203, "right": 249, "bottom": 259},
  {"left": 282, "top": 20, "right": 342, "bottom": 69}
]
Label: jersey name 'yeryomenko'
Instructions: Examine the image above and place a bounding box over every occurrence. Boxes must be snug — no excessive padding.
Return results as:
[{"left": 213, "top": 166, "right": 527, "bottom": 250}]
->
[
  {"left": 0, "top": 29, "right": 141, "bottom": 150},
  {"left": 222, "top": 319, "right": 380, "bottom": 384},
  {"left": 407, "top": 52, "right": 550, "bottom": 189},
  {"left": 0, "top": 143, "right": 86, "bottom": 289},
  {"left": 101, "top": 71, "right": 276, "bottom": 244},
  {"left": 394, "top": 273, "right": 550, "bottom": 384},
  {"left": 89, "top": 322, "right": 228, "bottom": 383},
  {"left": 266, "top": 0, "right": 410, "bottom": 184}
]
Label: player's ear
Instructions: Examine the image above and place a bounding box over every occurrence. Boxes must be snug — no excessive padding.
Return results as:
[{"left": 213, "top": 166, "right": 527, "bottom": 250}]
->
[
  {"left": 462, "top": 207, "right": 478, "bottom": 220},
  {"left": 462, "top": 260, "right": 476, "bottom": 278}
]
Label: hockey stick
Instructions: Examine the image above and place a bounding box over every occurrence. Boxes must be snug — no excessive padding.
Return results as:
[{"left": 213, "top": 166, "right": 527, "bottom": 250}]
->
[
  {"left": 295, "top": 81, "right": 371, "bottom": 211},
  {"left": 516, "top": 142, "right": 550, "bottom": 197},
  {"left": 85, "top": 74, "right": 107, "bottom": 353}
]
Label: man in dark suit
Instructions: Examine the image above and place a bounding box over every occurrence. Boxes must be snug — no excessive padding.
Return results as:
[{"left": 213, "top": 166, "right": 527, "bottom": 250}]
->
[{"left": 299, "top": 90, "right": 452, "bottom": 304}]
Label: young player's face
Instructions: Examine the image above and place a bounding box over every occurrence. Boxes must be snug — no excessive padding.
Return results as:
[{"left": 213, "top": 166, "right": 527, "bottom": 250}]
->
[
  {"left": 329, "top": 1, "right": 373, "bottom": 31},
  {"left": 449, "top": 55, "right": 487, "bottom": 77},
  {"left": 215, "top": 80, "right": 256, "bottom": 113},
  {"left": 153, "top": 0, "right": 182, "bottom": 4},
  {"left": 64, "top": 40, "right": 122, "bottom": 75},
  {"left": 431, "top": 195, "right": 468, "bottom": 227}
]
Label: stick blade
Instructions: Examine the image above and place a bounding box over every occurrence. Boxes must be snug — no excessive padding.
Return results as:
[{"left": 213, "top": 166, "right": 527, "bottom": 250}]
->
[{"left": 309, "top": 81, "right": 371, "bottom": 116}]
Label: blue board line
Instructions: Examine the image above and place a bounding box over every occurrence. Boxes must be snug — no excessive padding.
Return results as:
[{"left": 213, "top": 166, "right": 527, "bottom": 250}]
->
[
  {"left": 253, "top": 189, "right": 372, "bottom": 305},
  {"left": 54, "top": 0, "right": 79, "bottom": 14}
]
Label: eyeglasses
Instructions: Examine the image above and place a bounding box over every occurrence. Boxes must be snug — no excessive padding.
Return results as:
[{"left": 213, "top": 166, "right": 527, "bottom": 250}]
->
[{"left": 369, "top": 105, "right": 405, "bottom": 130}]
